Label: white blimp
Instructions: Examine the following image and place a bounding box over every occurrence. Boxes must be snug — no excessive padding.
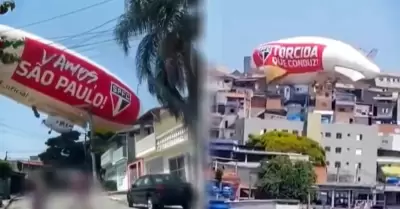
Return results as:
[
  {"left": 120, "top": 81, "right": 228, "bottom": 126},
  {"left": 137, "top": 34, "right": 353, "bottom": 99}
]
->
[
  {"left": 251, "top": 36, "right": 381, "bottom": 85},
  {"left": 42, "top": 115, "right": 74, "bottom": 134}
]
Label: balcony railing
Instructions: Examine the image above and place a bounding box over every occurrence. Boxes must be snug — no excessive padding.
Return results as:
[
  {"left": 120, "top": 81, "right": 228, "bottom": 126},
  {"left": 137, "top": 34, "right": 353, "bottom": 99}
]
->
[
  {"left": 112, "top": 146, "right": 127, "bottom": 164},
  {"left": 156, "top": 125, "right": 188, "bottom": 151},
  {"left": 135, "top": 133, "right": 156, "bottom": 157},
  {"left": 101, "top": 149, "right": 113, "bottom": 167}
]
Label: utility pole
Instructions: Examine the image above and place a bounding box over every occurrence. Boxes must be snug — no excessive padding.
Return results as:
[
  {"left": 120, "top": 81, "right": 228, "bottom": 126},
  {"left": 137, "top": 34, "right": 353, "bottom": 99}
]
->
[{"left": 88, "top": 113, "right": 97, "bottom": 179}]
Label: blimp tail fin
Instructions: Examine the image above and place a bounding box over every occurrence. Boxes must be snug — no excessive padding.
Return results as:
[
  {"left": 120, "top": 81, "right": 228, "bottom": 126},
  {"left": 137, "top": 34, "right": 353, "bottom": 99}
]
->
[{"left": 334, "top": 66, "right": 365, "bottom": 82}]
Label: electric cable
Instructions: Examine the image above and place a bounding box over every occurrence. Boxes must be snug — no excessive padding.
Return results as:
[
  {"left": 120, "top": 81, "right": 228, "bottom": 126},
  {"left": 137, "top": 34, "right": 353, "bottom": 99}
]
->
[{"left": 11, "top": 0, "right": 117, "bottom": 30}]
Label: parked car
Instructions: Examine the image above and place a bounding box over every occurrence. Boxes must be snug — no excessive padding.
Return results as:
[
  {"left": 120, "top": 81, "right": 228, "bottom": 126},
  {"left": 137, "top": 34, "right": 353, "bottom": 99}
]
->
[{"left": 127, "top": 174, "right": 193, "bottom": 209}]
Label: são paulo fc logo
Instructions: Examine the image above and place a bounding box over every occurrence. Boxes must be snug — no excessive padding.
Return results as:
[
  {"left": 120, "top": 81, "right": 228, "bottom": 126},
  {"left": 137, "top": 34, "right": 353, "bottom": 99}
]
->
[
  {"left": 258, "top": 44, "right": 273, "bottom": 64},
  {"left": 110, "top": 82, "right": 131, "bottom": 116}
]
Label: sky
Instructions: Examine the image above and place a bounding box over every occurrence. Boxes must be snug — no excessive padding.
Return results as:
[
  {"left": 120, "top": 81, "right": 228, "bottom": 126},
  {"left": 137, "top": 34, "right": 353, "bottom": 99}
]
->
[{"left": 1, "top": 0, "right": 400, "bottom": 158}]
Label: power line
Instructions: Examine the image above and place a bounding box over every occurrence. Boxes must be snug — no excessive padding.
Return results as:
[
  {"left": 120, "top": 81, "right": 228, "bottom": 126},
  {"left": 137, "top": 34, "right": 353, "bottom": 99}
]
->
[
  {"left": 15, "top": 0, "right": 116, "bottom": 30},
  {"left": 66, "top": 17, "right": 119, "bottom": 48},
  {"left": 47, "top": 28, "right": 114, "bottom": 41}
]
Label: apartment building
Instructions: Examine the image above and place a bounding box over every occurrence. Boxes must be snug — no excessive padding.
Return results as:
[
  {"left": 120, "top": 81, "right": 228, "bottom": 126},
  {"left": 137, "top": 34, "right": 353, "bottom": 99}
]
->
[{"left": 234, "top": 116, "right": 379, "bottom": 185}]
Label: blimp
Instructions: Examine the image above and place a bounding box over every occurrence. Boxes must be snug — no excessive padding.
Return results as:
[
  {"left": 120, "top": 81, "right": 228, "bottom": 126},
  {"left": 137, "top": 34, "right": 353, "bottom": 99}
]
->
[
  {"left": 251, "top": 36, "right": 381, "bottom": 85},
  {"left": 0, "top": 25, "right": 140, "bottom": 133},
  {"left": 42, "top": 115, "right": 74, "bottom": 134}
]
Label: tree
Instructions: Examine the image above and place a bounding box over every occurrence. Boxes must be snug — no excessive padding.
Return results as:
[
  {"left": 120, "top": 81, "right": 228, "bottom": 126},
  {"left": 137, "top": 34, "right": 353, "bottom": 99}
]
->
[
  {"left": 114, "top": 1, "right": 202, "bottom": 206},
  {"left": 256, "top": 156, "right": 316, "bottom": 202},
  {"left": 0, "top": 160, "right": 12, "bottom": 179},
  {"left": 114, "top": 0, "right": 201, "bottom": 128},
  {"left": 0, "top": 0, "right": 21, "bottom": 64},
  {"left": 38, "top": 131, "right": 90, "bottom": 169},
  {"left": 247, "top": 131, "right": 326, "bottom": 166}
]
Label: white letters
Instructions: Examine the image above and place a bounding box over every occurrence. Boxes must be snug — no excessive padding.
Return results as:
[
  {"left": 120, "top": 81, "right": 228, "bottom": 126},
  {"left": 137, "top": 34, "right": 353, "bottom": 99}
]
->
[
  {"left": 40, "top": 70, "right": 54, "bottom": 86},
  {"left": 267, "top": 44, "right": 321, "bottom": 69},
  {"left": 14, "top": 60, "right": 107, "bottom": 109},
  {"left": 16, "top": 61, "right": 31, "bottom": 77},
  {"left": 55, "top": 76, "right": 69, "bottom": 90}
]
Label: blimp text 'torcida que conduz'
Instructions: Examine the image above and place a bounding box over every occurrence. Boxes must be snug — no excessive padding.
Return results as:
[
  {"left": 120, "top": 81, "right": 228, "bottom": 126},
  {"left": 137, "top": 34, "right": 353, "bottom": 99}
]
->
[
  {"left": 251, "top": 36, "right": 381, "bottom": 85},
  {"left": 0, "top": 24, "right": 140, "bottom": 133}
]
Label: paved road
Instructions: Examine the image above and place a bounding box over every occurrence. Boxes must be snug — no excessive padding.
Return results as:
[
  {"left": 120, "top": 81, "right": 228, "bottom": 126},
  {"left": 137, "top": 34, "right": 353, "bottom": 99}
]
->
[{"left": 5, "top": 193, "right": 130, "bottom": 209}]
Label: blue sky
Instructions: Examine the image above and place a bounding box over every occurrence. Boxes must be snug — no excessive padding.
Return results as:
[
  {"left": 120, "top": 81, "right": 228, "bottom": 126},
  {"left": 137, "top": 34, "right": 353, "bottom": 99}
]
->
[{"left": 1, "top": 0, "right": 400, "bottom": 158}]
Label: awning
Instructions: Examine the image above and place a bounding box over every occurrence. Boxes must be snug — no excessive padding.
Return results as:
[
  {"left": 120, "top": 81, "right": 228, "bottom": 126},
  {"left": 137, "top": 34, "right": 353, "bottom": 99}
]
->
[{"left": 381, "top": 166, "right": 400, "bottom": 177}]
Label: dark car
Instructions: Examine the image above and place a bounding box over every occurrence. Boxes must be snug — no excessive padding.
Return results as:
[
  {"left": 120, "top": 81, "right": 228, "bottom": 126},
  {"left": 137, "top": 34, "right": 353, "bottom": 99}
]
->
[{"left": 127, "top": 174, "right": 193, "bottom": 209}]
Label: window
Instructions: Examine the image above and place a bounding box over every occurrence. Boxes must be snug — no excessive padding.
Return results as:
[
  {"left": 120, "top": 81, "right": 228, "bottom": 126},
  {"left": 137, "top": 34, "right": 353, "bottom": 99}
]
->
[
  {"left": 336, "top": 133, "right": 342, "bottom": 139},
  {"left": 335, "top": 161, "right": 341, "bottom": 168},
  {"left": 346, "top": 162, "right": 349, "bottom": 166},
  {"left": 325, "top": 132, "right": 331, "bottom": 138},
  {"left": 168, "top": 155, "right": 186, "bottom": 181},
  {"left": 292, "top": 130, "right": 299, "bottom": 135},
  {"left": 357, "top": 177, "right": 361, "bottom": 182},
  {"left": 326, "top": 161, "right": 330, "bottom": 166},
  {"left": 338, "top": 107, "right": 346, "bottom": 112},
  {"left": 356, "top": 163, "right": 362, "bottom": 169},
  {"left": 324, "top": 146, "right": 331, "bottom": 152},
  {"left": 335, "top": 147, "right": 342, "bottom": 153},
  {"left": 229, "top": 108, "right": 235, "bottom": 113},
  {"left": 347, "top": 133, "right": 351, "bottom": 137},
  {"left": 356, "top": 134, "right": 363, "bottom": 141},
  {"left": 355, "top": 149, "right": 362, "bottom": 155},
  {"left": 224, "top": 121, "right": 228, "bottom": 128},
  {"left": 282, "top": 129, "right": 288, "bottom": 133},
  {"left": 143, "top": 177, "right": 151, "bottom": 185},
  {"left": 383, "top": 140, "right": 388, "bottom": 144},
  {"left": 133, "top": 177, "right": 145, "bottom": 187}
]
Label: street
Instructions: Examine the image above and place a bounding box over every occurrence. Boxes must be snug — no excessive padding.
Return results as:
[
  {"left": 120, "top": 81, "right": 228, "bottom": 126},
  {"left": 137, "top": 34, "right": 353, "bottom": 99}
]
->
[{"left": 4, "top": 193, "right": 130, "bottom": 209}]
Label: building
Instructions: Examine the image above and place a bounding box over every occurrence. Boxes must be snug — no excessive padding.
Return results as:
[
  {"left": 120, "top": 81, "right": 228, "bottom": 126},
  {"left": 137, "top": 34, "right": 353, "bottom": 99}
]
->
[{"left": 234, "top": 115, "right": 379, "bottom": 185}]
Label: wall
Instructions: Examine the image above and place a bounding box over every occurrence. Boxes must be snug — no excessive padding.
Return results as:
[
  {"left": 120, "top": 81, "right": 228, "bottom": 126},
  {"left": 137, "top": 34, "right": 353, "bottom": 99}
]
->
[
  {"left": 143, "top": 140, "right": 192, "bottom": 180},
  {"left": 321, "top": 123, "right": 379, "bottom": 184},
  {"left": 154, "top": 111, "right": 182, "bottom": 135}
]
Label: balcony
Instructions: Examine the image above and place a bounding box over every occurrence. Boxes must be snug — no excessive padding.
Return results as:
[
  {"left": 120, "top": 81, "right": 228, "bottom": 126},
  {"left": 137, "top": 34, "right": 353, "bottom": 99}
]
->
[
  {"left": 101, "top": 149, "right": 113, "bottom": 168},
  {"left": 112, "top": 146, "right": 127, "bottom": 165},
  {"left": 156, "top": 125, "right": 188, "bottom": 151},
  {"left": 135, "top": 133, "right": 156, "bottom": 157}
]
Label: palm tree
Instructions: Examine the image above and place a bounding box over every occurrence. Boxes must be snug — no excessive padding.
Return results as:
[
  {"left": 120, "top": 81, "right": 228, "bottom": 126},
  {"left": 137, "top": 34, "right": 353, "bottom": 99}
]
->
[
  {"left": 114, "top": 0, "right": 206, "bottom": 208},
  {"left": 114, "top": 0, "right": 200, "bottom": 127}
]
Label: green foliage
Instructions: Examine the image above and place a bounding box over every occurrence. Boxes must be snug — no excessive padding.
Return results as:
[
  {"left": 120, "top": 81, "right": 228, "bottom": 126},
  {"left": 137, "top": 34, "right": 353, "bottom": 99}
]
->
[
  {"left": 102, "top": 180, "right": 117, "bottom": 191},
  {"left": 114, "top": 0, "right": 201, "bottom": 127},
  {"left": 256, "top": 156, "right": 316, "bottom": 202},
  {"left": 0, "top": 0, "right": 14, "bottom": 15},
  {"left": 0, "top": 160, "right": 12, "bottom": 179},
  {"left": 0, "top": 1, "right": 21, "bottom": 64},
  {"left": 38, "top": 131, "right": 90, "bottom": 169},
  {"left": 247, "top": 131, "right": 325, "bottom": 166}
]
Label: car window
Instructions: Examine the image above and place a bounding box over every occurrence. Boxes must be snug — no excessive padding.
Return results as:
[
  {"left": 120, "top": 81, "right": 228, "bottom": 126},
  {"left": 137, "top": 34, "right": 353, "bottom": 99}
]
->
[
  {"left": 143, "top": 177, "right": 152, "bottom": 185},
  {"left": 153, "top": 175, "right": 182, "bottom": 183},
  {"left": 133, "top": 177, "right": 144, "bottom": 187}
]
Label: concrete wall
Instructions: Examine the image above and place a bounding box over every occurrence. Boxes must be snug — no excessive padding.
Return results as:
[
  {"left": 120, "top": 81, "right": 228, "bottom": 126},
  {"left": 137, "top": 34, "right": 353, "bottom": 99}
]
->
[
  {"left": 320, "top": 123, "right": 379, "bottom": 184},
  {"left": 235, "top": 118, "right": 380, "bottom": 185}
]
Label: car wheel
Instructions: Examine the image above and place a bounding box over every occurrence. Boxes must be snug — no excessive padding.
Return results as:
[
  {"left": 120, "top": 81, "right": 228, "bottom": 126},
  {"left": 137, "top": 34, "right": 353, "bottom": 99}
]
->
[
  {"left": 128, "top": 199, "right": 134, "bottom": 208},
  {"left": 147, "top": 197, "right": 162, "bottom": 209}
]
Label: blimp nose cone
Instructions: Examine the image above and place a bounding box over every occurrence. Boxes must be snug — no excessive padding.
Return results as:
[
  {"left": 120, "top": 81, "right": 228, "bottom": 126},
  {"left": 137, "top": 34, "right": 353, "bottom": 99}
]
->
[
  {"left": 251, "top": 50, "right": 263, "bottom": 68},
  {"left": 364, "top": 63, "right": 381, "bottom": 80}
]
